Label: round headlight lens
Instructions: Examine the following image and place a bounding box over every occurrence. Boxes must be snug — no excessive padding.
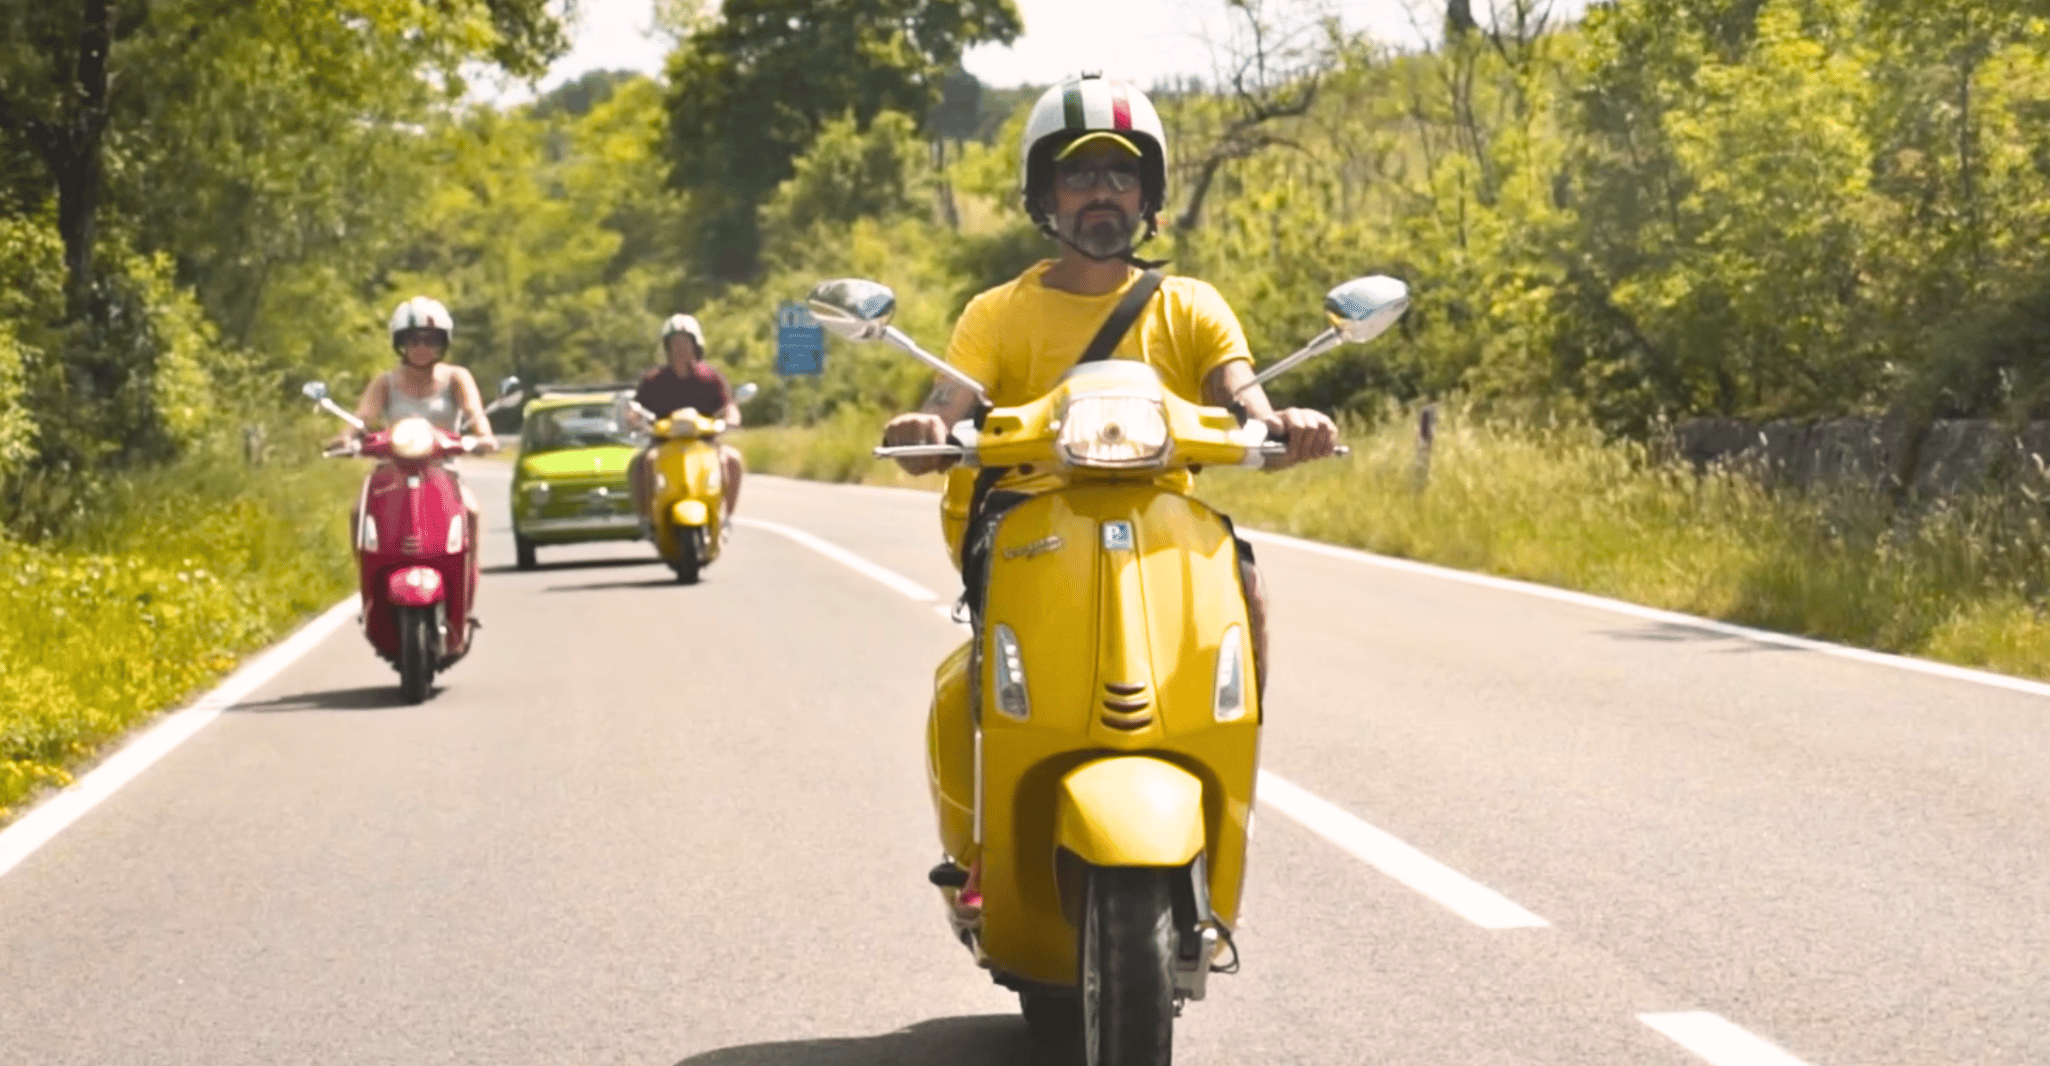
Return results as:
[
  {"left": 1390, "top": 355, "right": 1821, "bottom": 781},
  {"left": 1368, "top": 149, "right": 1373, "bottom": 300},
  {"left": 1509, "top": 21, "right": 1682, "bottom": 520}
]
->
[{"left": 390, "top": 418, "right": 438, "bottom": 460}]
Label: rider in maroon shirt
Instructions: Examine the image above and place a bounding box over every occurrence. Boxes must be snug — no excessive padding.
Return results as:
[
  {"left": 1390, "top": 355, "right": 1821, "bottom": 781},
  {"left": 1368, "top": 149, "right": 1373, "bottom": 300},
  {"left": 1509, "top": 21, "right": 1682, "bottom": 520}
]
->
[{"left": 628, "top": 314, "right": 745, "bottom": 526}]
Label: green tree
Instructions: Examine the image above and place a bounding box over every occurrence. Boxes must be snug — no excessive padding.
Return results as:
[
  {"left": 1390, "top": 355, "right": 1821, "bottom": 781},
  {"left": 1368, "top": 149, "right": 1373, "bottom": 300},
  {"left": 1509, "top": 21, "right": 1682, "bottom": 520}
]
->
[{"left": 660, "top": 0, "right": 1021, "bottom": 284}]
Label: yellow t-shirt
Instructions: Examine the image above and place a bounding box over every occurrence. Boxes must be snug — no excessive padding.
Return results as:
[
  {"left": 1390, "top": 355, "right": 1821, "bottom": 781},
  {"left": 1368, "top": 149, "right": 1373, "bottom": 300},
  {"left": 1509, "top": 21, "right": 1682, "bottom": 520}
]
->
[{"left": 945, "top": 259, "right": 1255, "bottom": 499}]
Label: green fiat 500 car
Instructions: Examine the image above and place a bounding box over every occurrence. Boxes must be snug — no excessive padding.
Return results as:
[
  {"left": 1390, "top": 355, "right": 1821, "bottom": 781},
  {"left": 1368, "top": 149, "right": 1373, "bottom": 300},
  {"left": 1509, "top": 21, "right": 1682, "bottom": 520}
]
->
[{"left": 508, "top": 385, "right": 647, "bottom": 570}]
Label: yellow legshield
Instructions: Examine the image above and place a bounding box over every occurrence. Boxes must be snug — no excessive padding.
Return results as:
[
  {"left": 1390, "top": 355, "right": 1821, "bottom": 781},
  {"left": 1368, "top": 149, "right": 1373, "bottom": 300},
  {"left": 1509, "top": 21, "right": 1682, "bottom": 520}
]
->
[
  {"left": 671, "top": 499, "right": 710, "bottom": 526},
  {"left": 1056, "top": 756, "right": 1205, "bottom": 867}
]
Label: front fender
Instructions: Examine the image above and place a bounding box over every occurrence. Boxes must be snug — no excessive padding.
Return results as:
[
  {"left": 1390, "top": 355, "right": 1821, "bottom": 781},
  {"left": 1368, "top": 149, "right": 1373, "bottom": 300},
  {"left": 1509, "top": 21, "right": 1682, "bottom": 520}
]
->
[
  {"left": 1056, "top": 756, "right": 1205, "bottom": 867},
  {"left": 671, "top": 499, "right": 710, "bottom": 527},
  {"left": 386, "top": 566, "right": 446, "bottom": 607}
]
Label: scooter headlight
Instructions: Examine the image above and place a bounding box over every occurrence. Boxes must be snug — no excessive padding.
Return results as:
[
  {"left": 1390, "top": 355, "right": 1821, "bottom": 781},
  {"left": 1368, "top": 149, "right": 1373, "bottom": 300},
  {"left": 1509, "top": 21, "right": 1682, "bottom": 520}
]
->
[
  {"left": 445, "top": 512, "right": 465, "bottom": 555},
  {"left": 390, "top": 417, "right": 437, "bottom": 460},
  {"left": 1214, "top": 624, "right": 1248, "bottom": 722},
  {"left": 1057, "top": 395, "right": 1170, "bottom": 469}
]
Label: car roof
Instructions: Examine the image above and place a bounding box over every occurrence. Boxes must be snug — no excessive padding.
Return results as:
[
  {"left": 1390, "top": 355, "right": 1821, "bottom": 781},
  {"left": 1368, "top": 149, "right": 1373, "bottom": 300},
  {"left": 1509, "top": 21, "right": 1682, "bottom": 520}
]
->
[{"left": 523, "top": 389, "right": 630, "bottom": 412}]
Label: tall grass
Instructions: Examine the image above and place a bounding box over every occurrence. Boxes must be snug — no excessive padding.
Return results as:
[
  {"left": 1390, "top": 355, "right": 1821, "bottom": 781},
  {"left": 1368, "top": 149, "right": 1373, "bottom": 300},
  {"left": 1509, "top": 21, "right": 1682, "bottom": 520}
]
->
[
  {"left": 739, "top": 404, "right": 2050, "bottom": 683},
  {"left": 1, "top": 429, "right": 363, "bottom": 821}
]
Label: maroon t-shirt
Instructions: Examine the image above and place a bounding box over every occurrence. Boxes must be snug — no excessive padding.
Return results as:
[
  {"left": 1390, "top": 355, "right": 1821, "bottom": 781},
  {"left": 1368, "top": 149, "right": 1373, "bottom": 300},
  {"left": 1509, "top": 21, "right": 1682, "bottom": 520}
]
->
[{"left": 634, "top": 362, "right": 732, "bottom": 420}]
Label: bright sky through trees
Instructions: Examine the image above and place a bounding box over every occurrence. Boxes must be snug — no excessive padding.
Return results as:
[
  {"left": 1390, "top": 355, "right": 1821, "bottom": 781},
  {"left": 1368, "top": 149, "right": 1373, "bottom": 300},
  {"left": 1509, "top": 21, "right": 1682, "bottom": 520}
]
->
[{"left": 478, "top": 0, "right": 1590, "bottom": 104}]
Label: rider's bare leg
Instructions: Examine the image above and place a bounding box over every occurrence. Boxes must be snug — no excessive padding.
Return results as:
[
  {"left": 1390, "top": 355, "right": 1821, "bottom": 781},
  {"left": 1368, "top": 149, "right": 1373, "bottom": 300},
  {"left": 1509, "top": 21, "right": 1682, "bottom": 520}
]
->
[
  {"left": 628, "top": 447, "right": 652, "bottom": 516},
  {"left": 719, "top": 444, "right": 744, "bottom": 518},
  {"left": 1241, "top": 556, "right": 1270, "bottom": 703}
]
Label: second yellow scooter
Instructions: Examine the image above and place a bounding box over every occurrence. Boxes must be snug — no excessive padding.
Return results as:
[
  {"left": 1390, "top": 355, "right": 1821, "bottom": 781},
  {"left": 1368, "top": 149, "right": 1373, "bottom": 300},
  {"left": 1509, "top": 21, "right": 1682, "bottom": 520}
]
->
[
  {"left": 632, "top": 382, "right": 755, "bottom": 584},
  {"left": 809, "top": 273, "right": 1410, "bottom": 1064}
]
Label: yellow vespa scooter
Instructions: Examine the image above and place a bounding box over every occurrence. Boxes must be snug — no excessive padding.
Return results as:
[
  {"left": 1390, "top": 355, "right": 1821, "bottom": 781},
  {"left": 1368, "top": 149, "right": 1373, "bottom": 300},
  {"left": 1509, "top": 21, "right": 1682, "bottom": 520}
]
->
[
  {"left": 807, "top": 275, "right": 1410, "bottom": 1063},
  {"left": 632, "top": 382, "right": 756, "bottom": 584}
]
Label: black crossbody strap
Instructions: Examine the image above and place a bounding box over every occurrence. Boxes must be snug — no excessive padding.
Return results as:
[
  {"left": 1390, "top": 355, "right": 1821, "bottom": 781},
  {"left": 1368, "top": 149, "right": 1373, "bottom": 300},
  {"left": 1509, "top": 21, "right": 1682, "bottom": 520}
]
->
[
  {"left": 1078, "top": 269, "right": 1164, "bottom": 363},
  {"left": 961, "top": 269, "right": 1165, "bottom": 578}
]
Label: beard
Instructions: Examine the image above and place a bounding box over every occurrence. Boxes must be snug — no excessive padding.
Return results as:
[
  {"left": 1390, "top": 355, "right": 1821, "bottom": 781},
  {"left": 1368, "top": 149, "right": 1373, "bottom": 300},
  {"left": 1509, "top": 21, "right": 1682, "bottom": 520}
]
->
[{"left": 1061, "top": 204, "right": 1136, "bottom": 259}]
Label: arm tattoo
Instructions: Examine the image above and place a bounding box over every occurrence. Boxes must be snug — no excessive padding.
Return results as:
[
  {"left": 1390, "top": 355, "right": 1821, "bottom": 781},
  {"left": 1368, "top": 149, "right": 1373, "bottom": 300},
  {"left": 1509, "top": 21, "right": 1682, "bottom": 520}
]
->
[{"left": 923, "top": 381, "right": 958, "bottom": 412}]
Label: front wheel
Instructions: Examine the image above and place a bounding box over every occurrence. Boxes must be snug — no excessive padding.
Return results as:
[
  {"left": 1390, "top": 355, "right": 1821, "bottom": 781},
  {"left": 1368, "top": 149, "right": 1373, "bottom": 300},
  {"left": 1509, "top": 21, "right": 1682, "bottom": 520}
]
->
[
  {"left": 397, "top": 605, "right": 436, "bottom": 704},
  {"left": 1080, "top": 868, "right": 1177, "bottom": 1066},
  {"left": 671, "top": 529, "right": 702, "bottom": 584},
  {"left": 514, "top": 534, "right": 536, "bottom": 571}
]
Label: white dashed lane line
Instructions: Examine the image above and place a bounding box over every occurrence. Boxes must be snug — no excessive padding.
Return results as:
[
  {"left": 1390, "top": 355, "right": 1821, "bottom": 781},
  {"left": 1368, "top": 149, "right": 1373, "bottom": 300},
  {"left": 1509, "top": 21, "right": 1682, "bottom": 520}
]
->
[{"left": 1640, "top": 1012, "right": 1819, "bottom": 1066}]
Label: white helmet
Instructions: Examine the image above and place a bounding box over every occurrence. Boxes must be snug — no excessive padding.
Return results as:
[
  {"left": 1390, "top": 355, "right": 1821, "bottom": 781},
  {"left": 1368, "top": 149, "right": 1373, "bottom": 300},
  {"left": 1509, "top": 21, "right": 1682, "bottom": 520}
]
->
[
  {"left": 1018, "top": 73, "right": 1170, "bottom": 242},
  {"left": 660, "top": 313, "right": 706, "bottom": 351},
  {"left": 389, "top": 296, "right": 454, "bottom": 356}
]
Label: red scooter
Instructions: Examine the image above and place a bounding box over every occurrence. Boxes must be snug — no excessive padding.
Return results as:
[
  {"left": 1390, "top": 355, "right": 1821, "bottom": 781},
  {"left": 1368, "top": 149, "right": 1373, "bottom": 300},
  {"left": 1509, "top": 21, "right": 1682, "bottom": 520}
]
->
[{"left": 303, "top": 380, "right": 486, "bottom": 704}]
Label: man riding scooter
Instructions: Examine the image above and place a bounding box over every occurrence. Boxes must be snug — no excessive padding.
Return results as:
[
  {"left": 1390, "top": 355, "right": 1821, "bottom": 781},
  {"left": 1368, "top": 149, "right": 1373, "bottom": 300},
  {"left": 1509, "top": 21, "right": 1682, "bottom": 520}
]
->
[
  {"left": 880, "top": 73, "right": 1338, "bottom": 916},
  {"left": 627, "top": 313, "right": 745, "bottom": 533}
]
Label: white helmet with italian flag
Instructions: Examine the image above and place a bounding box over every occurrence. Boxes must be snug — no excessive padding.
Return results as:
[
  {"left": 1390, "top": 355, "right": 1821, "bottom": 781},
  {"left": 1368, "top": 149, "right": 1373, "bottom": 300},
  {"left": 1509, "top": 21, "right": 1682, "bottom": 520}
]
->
[
  {"left": 1019, "top": 72, "right": 1169, "bottom": 242},
  {"left": 388, "top": 296, "right": 454, "bottom": 358}
]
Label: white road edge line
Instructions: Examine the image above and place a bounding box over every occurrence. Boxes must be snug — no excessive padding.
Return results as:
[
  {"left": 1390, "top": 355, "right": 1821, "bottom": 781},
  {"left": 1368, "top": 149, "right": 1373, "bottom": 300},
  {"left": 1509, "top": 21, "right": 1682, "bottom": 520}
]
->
[
  {"left": 734, "top": 517, "right": 937, "bottom": 601},
  {"left": 1257, "top": 770, "right": 1549, "bottom": 930},
  {"left": 1639, "top": 1012, "right": 1818, "bottom": 1066},
  {"left": 1237, "top": 527, "right": 2050, "bottom": 701},
  {"left": 0, "top": 594, "right": 360, "bottom": 881},
  {"left": 749, "top": 513, "right": 1548, "bottom": 931},
  {"left": 771, "top": 479, "right": 2050, "bottom": 701}
]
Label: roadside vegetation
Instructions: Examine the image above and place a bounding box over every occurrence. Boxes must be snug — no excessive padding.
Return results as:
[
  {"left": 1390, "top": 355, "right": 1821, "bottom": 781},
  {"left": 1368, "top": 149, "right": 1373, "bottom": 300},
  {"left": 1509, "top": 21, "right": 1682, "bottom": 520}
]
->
[{"left": 0, "top": 429, "right": 362, "bottom": 820}]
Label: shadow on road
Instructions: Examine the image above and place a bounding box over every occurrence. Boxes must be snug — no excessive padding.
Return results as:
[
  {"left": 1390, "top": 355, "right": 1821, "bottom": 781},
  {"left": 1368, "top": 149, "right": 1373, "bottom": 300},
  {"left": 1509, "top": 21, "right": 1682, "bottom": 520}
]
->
[
  {"left": 482, "top": 555, "right": 653, "bottom": 575},
  {"left": 543, "top": 576, "right": 699, "bottom": 592},
  {"left": 232, "top": 685, "right": 414, "bottom": 712},
  {"left": 672, "top": 1015, "right": 1074, "bottom": 1066},
  {"left": 1600, "top": 620, "right": 1802, "bottom": 653}
]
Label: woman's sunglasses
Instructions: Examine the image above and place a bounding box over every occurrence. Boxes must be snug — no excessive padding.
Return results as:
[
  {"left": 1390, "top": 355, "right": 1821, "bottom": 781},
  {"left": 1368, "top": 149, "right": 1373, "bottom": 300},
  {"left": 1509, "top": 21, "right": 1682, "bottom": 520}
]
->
[{"left": 398, "top": 329, "right": 448, "bottom": 350}]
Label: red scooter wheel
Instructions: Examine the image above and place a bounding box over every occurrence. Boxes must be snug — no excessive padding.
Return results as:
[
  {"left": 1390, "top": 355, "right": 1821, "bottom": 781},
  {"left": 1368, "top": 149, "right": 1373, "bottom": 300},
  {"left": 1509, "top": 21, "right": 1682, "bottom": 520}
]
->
[{"left": 397, "top": 605, "right": 436, "bottom": 704}]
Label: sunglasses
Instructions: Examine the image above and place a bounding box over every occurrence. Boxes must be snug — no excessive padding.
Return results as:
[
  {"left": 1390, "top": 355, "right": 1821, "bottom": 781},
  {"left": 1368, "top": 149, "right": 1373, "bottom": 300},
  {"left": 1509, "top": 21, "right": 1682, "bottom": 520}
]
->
[
  {"left": 1057, "top": 161, "right": 1141, "bottom": 193},
  {"left": 398, "top": 329, "right": 448, "bottom": 350}
]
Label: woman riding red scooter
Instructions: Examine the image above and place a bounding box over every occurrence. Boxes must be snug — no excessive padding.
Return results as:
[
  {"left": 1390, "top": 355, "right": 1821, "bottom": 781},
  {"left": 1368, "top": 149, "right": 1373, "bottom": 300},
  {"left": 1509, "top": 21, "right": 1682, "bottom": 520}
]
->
[{"left": 317, "top": 296, "right": 499, "bottom": 702}]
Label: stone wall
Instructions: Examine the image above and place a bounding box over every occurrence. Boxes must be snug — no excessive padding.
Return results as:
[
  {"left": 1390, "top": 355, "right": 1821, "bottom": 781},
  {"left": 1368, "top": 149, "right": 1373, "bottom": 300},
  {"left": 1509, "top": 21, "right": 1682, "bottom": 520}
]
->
[{"left": 1667, "top": 416, "right": 2050, "bottom": 497}]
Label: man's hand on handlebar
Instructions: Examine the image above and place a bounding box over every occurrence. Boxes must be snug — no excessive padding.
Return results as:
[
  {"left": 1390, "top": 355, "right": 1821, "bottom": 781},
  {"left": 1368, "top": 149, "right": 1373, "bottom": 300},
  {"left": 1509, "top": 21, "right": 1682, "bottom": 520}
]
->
[
  {"left": 1261, "top": 408, "right": 1339, "bottom": 470},
  {"left": 882, "top": 412, "right": 955, "bottom": 475}
]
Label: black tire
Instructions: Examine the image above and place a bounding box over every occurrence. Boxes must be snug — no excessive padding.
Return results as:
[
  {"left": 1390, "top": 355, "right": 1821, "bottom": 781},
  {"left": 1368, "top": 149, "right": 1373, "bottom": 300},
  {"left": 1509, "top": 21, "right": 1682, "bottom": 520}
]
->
[
  {"left": 1079, "top": 868, "right": 1177, "bottom": 1066},
  {"left": 671, "top": 529, "right": 702, "bottom": 584},
  {"left": 1021, "top": 990, "right": 1082, "bottom": 1045},
  {"left": 398, "top": 606, "right": 436, "bottom": 704},
  {"left": 514, "top": 534, "right": 537, "bottom": 571}
]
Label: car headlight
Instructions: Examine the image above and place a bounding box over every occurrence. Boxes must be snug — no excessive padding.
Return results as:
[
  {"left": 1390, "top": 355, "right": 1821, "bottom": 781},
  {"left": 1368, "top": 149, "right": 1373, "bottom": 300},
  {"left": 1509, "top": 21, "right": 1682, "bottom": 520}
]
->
[
  {"left": 1057, "top": 395, "right": 1170, "bottom": 469},
  {"left": 526, "top": 482, "right": 550, "bottom": 511},
  {"left": 390, "top": 417, "right": 437, "bottom": 460}
]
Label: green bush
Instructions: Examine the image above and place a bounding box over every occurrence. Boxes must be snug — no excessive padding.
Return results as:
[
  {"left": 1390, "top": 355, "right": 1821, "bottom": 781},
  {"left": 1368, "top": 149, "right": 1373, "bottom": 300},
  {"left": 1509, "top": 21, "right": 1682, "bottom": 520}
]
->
[{"left": 0, "top": 431, "right": 361, "bottom": 822}]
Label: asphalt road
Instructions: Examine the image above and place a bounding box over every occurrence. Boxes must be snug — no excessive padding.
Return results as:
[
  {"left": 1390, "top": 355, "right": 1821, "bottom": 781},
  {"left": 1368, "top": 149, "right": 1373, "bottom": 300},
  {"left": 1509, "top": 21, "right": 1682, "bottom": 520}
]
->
[{"left": 2, "top": 465, "right": 2045, "bottom": 1065}]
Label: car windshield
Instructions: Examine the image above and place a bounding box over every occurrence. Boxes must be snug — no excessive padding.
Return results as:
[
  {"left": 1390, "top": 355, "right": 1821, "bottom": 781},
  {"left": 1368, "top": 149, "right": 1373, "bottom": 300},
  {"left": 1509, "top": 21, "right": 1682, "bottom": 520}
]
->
[{"left": 523, "top": 402, "right": 640, "bottom": 453}]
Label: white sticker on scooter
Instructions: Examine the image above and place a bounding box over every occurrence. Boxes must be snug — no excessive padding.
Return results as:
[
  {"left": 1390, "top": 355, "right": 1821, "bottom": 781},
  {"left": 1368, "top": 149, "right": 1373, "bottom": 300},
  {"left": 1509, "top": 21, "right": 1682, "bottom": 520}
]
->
[{"left": 1101, "top": 520, "right": 1134, "bottom": 552}]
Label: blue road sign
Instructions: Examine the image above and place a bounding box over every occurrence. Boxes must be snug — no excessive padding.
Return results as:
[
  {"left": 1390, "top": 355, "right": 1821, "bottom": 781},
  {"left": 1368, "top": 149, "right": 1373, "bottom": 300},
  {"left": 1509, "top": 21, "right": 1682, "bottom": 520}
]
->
[{"left": 775, "top": 302, "right": 826, "bottom": 376}]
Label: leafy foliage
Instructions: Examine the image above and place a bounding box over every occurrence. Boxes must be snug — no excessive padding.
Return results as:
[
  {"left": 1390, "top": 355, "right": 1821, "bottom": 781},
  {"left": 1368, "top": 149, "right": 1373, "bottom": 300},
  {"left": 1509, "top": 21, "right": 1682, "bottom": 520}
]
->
[{"left": 660, "top": 0, "right": 1020, "bottom": 281}]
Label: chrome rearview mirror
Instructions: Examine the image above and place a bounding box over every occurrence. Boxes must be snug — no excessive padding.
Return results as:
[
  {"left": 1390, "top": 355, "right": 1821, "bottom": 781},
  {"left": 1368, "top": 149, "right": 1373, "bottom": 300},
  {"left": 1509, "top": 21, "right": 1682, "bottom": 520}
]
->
[
  {"left": 302, "top": 381, "right": 329, "bottom": 402},
  {"left": 735, "top": 382, "right": 759, "bottom": 403},
  {"left": 805, "top": 278, "right": 990, "bottom": 405},
  {"left": 1237, "top": 275, "right": 1412, "bottom": 399},
  {"left": 497, "top": 375, "right": 521, "bottom": 398},
  {"left": 805, "top": 279, "right": 898, "bottom": 342},
  {"left": 1325, "top": 276, "right": 1410, "bottom": 344}
]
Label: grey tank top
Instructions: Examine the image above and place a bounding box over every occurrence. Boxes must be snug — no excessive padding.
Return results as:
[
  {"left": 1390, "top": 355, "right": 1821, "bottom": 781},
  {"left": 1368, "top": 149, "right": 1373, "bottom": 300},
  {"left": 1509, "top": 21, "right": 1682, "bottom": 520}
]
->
[{"left": 384, "top": 373, "right": 460, "bottom": 433}]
